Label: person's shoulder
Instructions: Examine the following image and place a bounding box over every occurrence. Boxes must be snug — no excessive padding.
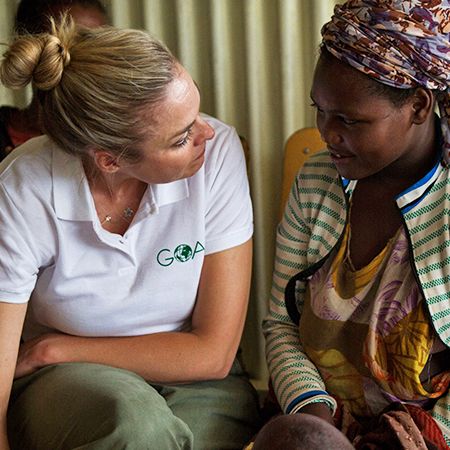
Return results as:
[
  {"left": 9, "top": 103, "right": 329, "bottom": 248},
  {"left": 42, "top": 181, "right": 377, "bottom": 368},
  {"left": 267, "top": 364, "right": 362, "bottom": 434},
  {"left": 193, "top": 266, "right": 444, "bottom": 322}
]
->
[
  {"left": 300, "top": 149, "right": 336, "bottom": 174},
  {"left": 201, "top": 113, "right": 243, "bottom": 168},
  {"left": 306, "top": 148, "right": 333, "bottom": 163},
  {"left": 0, "top": 135, "right": 55, "bottom": 187},
  {"left": 293, "top": 150, "right": 341, "bottom": 195},
  {"left": 201, "top": 113, "right": 234, "bottom": 134},
  {"left": 202, "top": 113, "right": 239, "bottom": 147}
]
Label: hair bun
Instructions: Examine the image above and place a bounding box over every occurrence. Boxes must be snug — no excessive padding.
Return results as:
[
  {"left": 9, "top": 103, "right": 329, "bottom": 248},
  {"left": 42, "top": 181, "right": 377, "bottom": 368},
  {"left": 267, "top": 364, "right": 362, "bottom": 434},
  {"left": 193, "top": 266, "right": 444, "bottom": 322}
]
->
[
  {"left": 33, "top": 35, "right": 70, "bottom": 90},
  {"left": 1, "top": 33, "right": 71, "bottom": 91}
]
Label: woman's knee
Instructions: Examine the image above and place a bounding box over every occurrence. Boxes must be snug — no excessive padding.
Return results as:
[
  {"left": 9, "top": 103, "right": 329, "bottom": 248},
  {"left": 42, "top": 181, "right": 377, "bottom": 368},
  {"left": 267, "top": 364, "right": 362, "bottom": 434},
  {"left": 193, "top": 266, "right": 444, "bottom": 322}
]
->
[
  {"left": 9, "top": 363, "right": 193, "bottom": 449},
  {"left": 100, "top": 386, "right": 193, "bottom": 449}
]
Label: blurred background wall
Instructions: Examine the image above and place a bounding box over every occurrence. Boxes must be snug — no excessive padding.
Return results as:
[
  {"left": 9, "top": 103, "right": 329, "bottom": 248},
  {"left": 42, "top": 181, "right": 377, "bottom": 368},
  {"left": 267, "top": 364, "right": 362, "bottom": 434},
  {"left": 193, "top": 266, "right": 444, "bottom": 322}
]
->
[{"left": 0, "top": 0, "right": 342, "bottom": 387}]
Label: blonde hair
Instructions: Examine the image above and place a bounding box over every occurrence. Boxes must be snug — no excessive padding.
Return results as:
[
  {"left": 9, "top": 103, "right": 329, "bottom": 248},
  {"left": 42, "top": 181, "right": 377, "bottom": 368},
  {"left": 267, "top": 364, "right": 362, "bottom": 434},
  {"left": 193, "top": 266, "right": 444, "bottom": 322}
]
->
[{"left": 0, "top": 16, "right": 177, "bottom": 161}]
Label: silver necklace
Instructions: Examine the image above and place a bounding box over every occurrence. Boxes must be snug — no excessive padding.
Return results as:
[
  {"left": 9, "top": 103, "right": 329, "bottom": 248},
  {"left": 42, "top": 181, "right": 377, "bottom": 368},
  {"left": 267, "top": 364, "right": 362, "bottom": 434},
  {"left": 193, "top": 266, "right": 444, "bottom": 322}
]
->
[{"left": 102, "top": 207, "right": 135, "bottom": 224}]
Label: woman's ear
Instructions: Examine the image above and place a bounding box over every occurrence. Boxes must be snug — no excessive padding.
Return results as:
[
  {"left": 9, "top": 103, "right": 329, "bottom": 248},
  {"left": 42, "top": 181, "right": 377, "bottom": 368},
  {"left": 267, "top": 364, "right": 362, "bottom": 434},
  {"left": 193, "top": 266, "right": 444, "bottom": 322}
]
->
[
  {"left": 91, "top": 149, "right": 120, "bottom": 173},
  {"left": 411, "top": 88, "right": 435, "bottom": 124}
]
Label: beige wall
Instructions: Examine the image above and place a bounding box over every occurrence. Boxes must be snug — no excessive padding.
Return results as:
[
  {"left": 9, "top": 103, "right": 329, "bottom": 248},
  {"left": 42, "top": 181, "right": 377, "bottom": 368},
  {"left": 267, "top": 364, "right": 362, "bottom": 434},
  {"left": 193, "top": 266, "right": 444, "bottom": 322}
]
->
[{"left": 0, "top": 0, "right": 342, "bottom": 384}]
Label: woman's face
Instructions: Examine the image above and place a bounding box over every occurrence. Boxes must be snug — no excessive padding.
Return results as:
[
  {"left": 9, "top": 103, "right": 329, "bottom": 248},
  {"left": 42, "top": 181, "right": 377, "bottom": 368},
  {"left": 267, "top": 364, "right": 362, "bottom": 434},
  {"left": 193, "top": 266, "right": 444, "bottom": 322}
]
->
[
  {"left": 310, "top": 54, "right": 421, "bottom": 181},
  {"left": 120, "top": 65, "right": 215, "bottom": 184}
]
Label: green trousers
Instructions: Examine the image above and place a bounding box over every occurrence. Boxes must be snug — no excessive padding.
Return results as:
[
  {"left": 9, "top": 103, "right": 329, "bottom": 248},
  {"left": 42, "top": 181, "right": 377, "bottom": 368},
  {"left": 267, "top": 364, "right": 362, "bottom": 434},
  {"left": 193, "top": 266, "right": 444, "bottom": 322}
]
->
[{"left": 7, "top": 360, "right": 261, "bottom": 450}]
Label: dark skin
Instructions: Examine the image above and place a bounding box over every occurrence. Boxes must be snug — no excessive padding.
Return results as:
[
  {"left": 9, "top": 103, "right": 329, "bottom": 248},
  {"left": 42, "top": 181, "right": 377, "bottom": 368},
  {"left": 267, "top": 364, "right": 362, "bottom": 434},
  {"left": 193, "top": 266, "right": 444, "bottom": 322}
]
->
[
  {"left": 311, "top": 54, "right": 436, "bottom": 269},
  {"left": 298, "top": 54, "right": 437, "bottom": 425}
]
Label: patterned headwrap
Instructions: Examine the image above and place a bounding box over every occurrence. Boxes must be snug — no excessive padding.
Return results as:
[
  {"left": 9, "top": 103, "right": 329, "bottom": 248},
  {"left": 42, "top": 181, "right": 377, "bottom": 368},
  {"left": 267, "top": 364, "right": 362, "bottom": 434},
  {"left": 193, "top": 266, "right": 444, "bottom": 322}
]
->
[{"left": 321, "top": 0, "right": 450, "bottom": 163}]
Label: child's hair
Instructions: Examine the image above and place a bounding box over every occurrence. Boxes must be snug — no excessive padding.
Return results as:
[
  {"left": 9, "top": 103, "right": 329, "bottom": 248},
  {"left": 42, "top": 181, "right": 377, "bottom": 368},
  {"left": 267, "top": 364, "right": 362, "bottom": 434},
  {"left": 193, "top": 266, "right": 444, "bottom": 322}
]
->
[
  {"left": 252, "top": 414, "right": 354, "bottom": 450},
  {"left": 15, "top": 0, "right": 108, "bottom": 34},
  {"left": 0, "top": 16, "right": 178, "bottom": 161}
]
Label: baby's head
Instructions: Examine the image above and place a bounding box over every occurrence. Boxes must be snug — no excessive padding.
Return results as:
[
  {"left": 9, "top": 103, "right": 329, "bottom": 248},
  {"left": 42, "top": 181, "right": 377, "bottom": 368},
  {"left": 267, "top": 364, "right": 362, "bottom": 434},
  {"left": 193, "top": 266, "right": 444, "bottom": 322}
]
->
[{"left": 253, "top": 414, "right": 354, "bottom": 450}]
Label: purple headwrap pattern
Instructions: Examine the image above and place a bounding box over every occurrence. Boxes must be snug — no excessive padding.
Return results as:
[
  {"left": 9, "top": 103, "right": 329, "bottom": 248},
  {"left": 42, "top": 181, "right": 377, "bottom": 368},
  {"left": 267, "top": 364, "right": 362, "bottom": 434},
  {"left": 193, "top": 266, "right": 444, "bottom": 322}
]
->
[{"left": 321, "top": 0, "right": 450, "bottom": 162}]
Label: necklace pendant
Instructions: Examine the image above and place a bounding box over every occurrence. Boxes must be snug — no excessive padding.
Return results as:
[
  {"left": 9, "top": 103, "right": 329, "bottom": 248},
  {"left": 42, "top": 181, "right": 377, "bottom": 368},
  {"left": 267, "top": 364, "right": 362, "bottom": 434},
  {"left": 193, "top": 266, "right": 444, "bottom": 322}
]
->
[{"left": 123, "top": 207, "right": 135, "bottom": 219}]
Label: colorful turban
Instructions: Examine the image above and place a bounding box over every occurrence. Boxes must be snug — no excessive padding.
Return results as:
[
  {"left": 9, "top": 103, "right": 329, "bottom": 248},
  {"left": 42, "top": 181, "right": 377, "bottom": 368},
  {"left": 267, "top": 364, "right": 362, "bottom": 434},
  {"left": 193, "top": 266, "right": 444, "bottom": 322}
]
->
[{"left": 321, "top": 0, "right": 450, "bottom": 163}]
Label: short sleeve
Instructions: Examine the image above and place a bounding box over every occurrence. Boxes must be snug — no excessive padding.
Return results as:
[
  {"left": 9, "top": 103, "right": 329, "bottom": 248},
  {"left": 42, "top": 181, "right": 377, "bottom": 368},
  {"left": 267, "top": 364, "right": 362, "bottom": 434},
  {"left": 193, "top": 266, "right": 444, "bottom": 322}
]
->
[
  {"left": 0, "top": 171, "right": 54, "bottom": 303},
  {"left": 203, "top": 118, "right": 253, "bottom": 254}
]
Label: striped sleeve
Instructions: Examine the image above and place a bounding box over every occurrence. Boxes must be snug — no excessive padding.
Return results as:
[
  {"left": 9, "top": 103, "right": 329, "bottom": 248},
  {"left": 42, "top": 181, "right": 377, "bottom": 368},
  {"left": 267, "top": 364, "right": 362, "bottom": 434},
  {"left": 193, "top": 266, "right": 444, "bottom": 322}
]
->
[
  {"left": 431, "top": 391, "right": 450, "bottom": 446},
  {"left": 402, "top": 173, "right": 450, "bottom": 348},
  {"left": 262, "top": 163, "right": 339, "bottom": 414}
]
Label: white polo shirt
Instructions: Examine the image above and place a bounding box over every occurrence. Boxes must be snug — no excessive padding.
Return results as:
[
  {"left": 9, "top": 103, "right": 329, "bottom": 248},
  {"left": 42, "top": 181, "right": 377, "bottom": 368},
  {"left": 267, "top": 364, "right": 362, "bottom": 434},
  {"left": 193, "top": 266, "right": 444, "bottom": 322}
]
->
[{"left": 0, "top": 116, "right": 253, "bottom": 340}]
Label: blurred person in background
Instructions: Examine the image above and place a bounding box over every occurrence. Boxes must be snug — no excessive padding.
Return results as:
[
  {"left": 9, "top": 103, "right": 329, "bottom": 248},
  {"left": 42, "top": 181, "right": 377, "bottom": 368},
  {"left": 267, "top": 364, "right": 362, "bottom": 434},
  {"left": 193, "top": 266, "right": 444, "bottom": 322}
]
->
[{"left": 0, "top": 0, "right": 108, "bottom": 159}]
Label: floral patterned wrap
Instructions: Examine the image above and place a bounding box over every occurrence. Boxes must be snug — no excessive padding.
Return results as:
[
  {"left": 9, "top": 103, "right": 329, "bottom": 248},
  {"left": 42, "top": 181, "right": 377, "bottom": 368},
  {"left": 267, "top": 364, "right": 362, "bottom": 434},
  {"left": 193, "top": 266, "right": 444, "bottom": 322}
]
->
[{"left": 321, "top": 0, "right": 450, "bottom": 162}]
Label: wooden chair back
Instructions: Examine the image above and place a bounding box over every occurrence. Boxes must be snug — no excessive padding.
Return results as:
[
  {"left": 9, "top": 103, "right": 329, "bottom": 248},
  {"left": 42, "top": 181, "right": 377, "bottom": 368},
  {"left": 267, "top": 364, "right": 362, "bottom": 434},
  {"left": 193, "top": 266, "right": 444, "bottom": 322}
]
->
[{"left": 279, "top": 127, "right": 325, "bottom": 218}]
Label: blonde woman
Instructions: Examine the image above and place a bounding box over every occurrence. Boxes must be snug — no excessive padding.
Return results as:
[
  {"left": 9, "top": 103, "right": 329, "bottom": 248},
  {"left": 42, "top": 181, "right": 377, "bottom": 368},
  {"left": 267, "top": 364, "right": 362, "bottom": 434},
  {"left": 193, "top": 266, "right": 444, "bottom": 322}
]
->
[{"left": 0, "top": 17, "right": 260, "bottom": 450}]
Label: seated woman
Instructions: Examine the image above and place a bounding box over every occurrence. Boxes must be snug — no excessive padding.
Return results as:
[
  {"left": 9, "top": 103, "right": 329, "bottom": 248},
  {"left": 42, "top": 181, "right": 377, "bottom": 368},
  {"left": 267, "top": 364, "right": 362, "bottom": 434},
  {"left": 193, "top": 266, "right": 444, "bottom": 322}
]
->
[
  {"left": 0, "top": 0, "right": 108, "bottom": 158},
  {"left": 263, "top": 0, "right": 450, "bottom": 448},
  {"left": 0, "top": 15, "right": 260, "bottom": 450}
]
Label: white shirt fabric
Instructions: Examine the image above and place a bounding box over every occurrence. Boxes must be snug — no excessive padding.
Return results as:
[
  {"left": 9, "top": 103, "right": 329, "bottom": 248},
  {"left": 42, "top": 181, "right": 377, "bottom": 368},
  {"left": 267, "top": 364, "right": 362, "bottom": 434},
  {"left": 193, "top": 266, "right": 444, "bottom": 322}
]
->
[{"left": 0, "top": 115, "right": 253, "bottom": 340}]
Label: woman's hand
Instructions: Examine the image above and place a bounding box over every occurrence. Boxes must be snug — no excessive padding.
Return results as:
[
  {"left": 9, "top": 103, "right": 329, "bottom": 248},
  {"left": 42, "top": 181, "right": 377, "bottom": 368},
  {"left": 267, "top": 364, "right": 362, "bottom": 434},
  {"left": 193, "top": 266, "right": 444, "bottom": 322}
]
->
[
  {"left": 297, "top": 402, "right": 335, "bottom": 426},
  {"left": 13, "top": 240, "right": 253, "bottom": 384},
  {"left": 15, "top": 333, "right": 67, "bottom": 379}
]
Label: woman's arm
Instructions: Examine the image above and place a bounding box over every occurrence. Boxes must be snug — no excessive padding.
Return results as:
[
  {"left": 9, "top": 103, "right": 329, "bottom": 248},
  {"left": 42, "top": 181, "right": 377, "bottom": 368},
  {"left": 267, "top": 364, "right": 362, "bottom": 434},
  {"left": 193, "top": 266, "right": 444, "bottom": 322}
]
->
[
  {"left": 16, "top": 239, "right": 252, "bottom": 384},
  {"left": 0, "top": 302, "right": 27, "bottom": 450},
  {"left": 262, "top": 170, "right": 338, "bottom": 415}
]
